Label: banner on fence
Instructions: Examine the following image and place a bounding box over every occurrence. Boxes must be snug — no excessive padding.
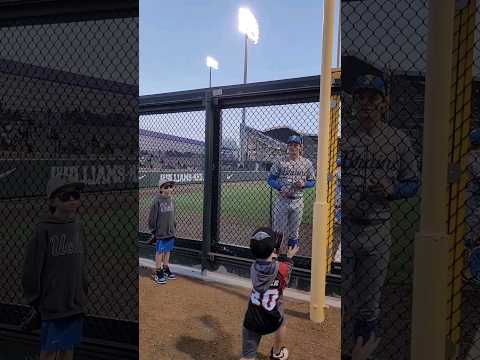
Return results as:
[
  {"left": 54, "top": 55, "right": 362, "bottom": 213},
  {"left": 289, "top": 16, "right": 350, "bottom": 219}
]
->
[
  {"left": 0, "top": 160, "right": 137, "bottom": 198},
  {"left": 139, "top": 170, "right": 270, "bottom": 187}
]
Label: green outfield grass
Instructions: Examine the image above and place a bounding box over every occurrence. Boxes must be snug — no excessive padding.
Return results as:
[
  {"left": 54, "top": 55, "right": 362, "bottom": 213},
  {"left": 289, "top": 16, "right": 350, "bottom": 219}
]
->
[
  {"left": 139, "top": 184, "right": 420, "bottom": 282},
  {"left": 140, "top": 183, "right": 316, "bottom": 225},
  {"left": 0, "top": 208, "right": 138, "bottom": 252}
]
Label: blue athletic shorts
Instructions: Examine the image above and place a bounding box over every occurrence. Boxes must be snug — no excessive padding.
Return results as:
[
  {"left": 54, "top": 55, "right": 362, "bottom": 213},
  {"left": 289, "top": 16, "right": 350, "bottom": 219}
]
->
[
  {"left": 40, "top": 315, "right": 83, "bottom": 352},
  {"left": 156, "top": 237, "right": 175, "bottom": 253}
]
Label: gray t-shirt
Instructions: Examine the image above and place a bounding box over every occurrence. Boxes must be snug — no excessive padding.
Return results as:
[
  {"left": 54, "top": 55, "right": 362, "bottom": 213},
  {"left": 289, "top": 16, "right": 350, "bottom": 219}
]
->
[
  {"left": 341, "top": 121, "right": 418, "bottom": 221},
  {"left": 269, "top": 155, "right": 316, "bottom": 199}
]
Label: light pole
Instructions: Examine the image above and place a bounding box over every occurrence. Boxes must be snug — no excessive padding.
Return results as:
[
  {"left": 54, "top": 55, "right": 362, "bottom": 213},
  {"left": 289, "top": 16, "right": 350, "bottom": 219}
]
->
[
  {"left": 310, "top": 0, "right": 336, "bottom": 324},
  {"left": 411, "top": 0, "right": 455, "bottom": 358},
  {"left": 238, "top": 7, "right": 259, "bottom": 165},
  {"left": 206, "top": 56, "right": 219, "bottom": 88}
]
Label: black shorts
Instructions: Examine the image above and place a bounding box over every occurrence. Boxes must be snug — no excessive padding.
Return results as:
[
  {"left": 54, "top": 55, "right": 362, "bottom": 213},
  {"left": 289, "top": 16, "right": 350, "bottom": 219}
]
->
[{"left": 243, "top": 301, "right": 284, "bottom": 336}]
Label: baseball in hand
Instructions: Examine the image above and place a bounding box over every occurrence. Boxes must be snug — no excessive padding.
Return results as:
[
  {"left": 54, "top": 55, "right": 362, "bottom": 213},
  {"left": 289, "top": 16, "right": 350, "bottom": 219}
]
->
[
  {"left": 287, "top": 245, "right": 300, "bottom": 258},
  {"left": 148, "top": 234, "right": 155, "bottom": 244},
  {"left": 294, "top": 180, "right": 305, "bottom": 189}
]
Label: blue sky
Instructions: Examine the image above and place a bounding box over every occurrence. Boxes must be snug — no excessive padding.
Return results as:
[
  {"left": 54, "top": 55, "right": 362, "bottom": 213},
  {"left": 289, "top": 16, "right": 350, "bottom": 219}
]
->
[{"left": 140, "top": 0, "right": 340, "bottom": 95}]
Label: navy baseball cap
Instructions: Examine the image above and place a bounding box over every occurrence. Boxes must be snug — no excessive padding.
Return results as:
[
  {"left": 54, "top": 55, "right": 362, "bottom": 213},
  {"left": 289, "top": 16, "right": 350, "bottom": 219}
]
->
[
  {"left": 287, "top": 135, "right": 303, "bottom": 145},
  {"left": 352, "top": 74, "right": 386, "bottom": 96},
  {"left": 471, "top": 128, "right": 480, "bottom": 146}
]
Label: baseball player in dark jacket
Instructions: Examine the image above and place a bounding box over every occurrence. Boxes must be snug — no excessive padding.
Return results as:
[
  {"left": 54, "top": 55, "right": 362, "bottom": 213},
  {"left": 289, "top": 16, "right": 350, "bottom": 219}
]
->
[{"left": 341, "top": 74, "right": 420, "bottom": 358}]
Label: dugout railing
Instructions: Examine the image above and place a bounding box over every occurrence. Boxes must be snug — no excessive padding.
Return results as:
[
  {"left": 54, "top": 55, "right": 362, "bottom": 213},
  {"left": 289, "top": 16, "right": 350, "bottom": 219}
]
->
[{"left": 138, "top": 75, "right": 342, "bottom": 293}]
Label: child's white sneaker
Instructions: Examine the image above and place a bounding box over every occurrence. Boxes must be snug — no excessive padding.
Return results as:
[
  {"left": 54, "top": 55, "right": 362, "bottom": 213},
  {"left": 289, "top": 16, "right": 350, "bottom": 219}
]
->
[{"left": 270, "top": 347, "right": 289, "bottom": 360}]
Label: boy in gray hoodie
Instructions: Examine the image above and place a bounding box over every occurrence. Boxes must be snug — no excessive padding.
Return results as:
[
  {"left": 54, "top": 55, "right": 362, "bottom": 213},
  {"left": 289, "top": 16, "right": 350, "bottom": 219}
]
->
[
  {"left": 241, "top": 227, "right": 299, "bottom": 360},
  {"left": 22, "top": 175, "right": 88, "bottom": 360},
  {"left": 148, "top": 179, "right": 177, "bottom": 284}
]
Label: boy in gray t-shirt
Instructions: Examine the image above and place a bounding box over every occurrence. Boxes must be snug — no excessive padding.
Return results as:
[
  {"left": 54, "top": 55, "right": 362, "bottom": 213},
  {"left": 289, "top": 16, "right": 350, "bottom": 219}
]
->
[{"left": 148, "top": 179, "right": 177, "bottom": 284}]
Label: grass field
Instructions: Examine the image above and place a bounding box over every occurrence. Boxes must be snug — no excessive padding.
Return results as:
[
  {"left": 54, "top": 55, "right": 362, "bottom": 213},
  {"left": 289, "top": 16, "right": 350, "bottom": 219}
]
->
[
  {"left": 139, "top": 181, "right": 420, "bottom": 279},
  {"left": 0, "top": 193, "right": 139, "bottom": 321},
  {"left": 139, "top": 182, "right": 318, "bottom": 257},
  {"left": 139, "top": 182, "right": 316, "bottom": 225}
]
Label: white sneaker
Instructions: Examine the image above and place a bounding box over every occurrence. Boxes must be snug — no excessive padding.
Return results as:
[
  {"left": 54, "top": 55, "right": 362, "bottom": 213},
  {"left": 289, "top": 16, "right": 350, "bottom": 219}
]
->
[{"left": 270, "top": 347, "right": 289, "bottom": 360}]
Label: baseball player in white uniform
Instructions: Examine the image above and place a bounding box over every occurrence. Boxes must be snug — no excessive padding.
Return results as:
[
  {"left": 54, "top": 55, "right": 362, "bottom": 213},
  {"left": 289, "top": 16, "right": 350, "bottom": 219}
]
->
[
  {"left": 341, "top": 74, "right": 420, "bottom": 359},
  {"left": 267, "top": 135, "right": 316, "bottom": 250}
]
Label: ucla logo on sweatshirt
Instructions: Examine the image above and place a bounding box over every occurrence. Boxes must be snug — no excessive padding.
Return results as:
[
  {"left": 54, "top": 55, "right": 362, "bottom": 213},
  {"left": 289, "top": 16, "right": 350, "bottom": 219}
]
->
[
  {"left": 50, "top": 233, "right": 82, "bottom": 257},
  {"left": 159, "top": 202, "right": 174, "bottom": 213}
]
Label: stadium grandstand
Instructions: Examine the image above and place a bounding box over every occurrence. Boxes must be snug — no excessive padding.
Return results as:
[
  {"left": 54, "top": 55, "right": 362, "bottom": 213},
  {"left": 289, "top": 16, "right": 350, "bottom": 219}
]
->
[
  {"left": 239, "top": 123, "right": 318, "bottom": 167},
  {"left": 0, "top": 107, "right": 135, "bottom": 159}
]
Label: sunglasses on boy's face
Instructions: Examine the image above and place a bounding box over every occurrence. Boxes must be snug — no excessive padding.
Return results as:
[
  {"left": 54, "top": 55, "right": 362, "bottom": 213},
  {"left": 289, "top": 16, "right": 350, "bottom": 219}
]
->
[
  {"left": 57, "top": 191, "right": 81, "bottom": 202},
  {"left": 161, "top": 185, "right": 173, "bottom": 189}
]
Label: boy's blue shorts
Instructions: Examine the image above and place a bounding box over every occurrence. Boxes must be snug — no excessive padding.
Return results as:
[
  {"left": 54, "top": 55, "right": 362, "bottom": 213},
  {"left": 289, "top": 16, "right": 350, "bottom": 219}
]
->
[
  {"left": 156, "top": 237, "right": 175, "bottom": 253},
  {"left": 40, "top": 315, "right": 83, "bottom": 352}
]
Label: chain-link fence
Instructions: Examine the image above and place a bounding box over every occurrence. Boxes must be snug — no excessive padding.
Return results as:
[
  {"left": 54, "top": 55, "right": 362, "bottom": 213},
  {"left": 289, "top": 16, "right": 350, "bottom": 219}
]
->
[
  {"left": 342, "top": 1, "right": 426, "bottom": 359},
  {"left": 139, "top": 77, "right": 341, "bottom": 278},
  {"left": 219, "top": 103, "right": 318, "bottom": 259},
  {"left": 447, "top": 1, "right": 480, "bottom": 359},
  {"left": 342, "top": 1, "right": 480, "bottom": 359},
  {"left": 139, "top": 111, "right": 206, "bottom": 242},
  {"left": 0, "top": 2, "right": 138, "bottom": 358}
]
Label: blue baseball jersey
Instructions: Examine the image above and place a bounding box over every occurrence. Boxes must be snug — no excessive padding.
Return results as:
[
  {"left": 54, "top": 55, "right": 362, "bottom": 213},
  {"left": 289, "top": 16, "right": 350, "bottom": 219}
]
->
[
  {"left": 341, "top": 121, "right": 419, "bottom": 221},
  {"left": 269, "top": 156, "right": 316, "bottom": 199}
]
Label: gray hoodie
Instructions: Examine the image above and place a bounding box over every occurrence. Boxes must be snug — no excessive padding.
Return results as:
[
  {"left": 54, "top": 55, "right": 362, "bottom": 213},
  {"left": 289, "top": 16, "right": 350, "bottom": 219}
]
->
[
  {"left": 251, "top": 261, "right": 280, "bottom": 293},
  {"left": 148, "top": 194, "right": 176, "bottom": 240},
  {"left": 22, "top": 214, "right": 88, "bottom": 321}
]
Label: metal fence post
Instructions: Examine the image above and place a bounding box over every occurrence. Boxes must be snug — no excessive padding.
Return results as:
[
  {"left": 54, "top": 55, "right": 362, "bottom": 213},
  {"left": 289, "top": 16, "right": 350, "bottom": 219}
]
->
[
  {"left": 310, "top": 0, "right": 335, "bottom": 323},
  {"left": 269, "top": 187, "right": 273, "bottom": 228},
  {"left": 202, "top": 90, "right": 221, "bottom": 273},
  {"left": 411, "top": 0, "right": 455, "bottom": 358}
]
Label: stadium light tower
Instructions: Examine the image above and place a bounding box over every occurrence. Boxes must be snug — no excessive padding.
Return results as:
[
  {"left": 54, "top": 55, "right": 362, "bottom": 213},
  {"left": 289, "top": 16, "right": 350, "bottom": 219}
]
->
[
  {"left": 238, "top": 7, "right": 259, "bottom": 164},
  {"left": 206, "top": 56, "right": 219, "bottom": 88},
  {"left": 238, "top": 7, "right": 259, "bottom": 85}
]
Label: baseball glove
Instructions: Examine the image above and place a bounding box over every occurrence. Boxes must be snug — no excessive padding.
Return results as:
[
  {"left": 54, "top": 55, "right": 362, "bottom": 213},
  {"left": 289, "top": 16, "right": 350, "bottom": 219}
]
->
[{"left": 147, "top": 233, "right": 156, "bottom": 245}]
